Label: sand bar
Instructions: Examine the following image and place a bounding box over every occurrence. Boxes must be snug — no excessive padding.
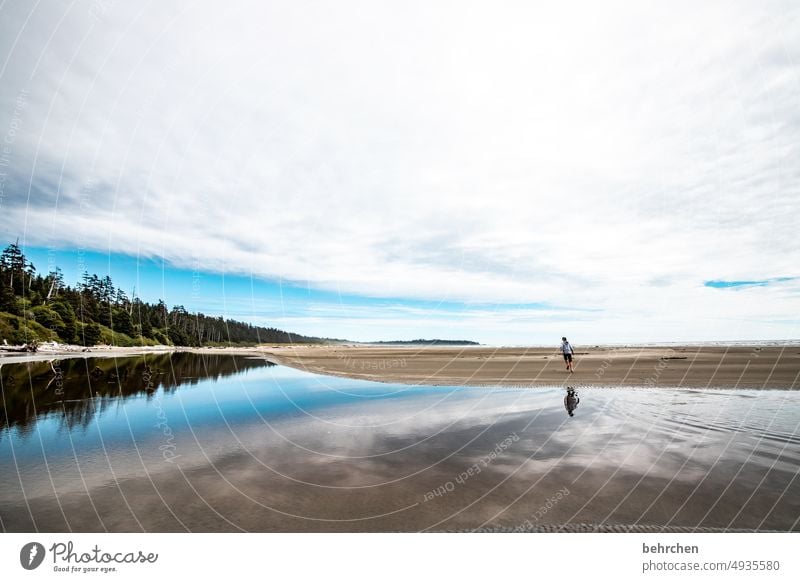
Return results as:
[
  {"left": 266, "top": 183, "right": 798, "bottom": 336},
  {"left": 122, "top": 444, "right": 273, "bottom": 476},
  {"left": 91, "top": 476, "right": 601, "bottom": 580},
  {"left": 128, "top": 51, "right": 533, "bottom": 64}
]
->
[{"left": 259, "top": 344, "right": 800, "bottom": 389}]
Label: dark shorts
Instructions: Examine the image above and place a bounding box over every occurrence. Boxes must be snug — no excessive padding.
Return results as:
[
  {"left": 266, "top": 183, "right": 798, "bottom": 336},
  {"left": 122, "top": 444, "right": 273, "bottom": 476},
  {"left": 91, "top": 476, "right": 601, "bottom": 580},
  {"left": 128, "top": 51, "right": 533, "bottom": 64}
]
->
[{"left": 563, "top": 353, "right": 573, "bottom": 362}]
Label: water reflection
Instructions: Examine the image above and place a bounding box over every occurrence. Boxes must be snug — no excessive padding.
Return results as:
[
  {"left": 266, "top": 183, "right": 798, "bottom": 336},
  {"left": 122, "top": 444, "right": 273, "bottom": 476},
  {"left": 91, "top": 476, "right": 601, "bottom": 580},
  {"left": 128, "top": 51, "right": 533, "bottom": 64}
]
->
[
  {"left": 0, "top": 355, "right": 798, "bottom": 532},
  {"left": 0, "top": 353, "right": 273, "bottom": 433},
  {"left": 564, "top": 387, "right": 580, "bottom": 417}
]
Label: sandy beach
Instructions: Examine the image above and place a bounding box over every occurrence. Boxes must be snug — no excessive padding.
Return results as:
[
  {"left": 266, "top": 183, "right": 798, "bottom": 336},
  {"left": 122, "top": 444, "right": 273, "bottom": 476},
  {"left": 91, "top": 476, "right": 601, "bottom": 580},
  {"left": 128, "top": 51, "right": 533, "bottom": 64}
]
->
[{"left": 258, "top": 344, "right": 800, "bottom": 389}]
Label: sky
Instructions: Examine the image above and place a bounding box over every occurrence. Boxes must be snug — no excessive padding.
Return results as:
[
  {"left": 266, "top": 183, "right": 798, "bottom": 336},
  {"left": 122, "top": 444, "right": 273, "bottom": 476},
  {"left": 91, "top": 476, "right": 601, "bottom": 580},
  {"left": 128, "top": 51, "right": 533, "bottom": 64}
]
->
[{"left": 0, "top": 1, "right": 799, "bottom": 344}]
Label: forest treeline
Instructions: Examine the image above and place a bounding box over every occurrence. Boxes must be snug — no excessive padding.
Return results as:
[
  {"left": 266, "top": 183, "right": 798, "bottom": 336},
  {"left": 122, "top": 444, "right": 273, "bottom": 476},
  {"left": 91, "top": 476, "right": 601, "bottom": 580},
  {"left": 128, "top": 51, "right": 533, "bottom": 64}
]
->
[
  {"left": 0, "top": 243, "right": 329, "bottom": 347},
  {"left": 366, "top": 339, "right": 480, "bottom": 346}
]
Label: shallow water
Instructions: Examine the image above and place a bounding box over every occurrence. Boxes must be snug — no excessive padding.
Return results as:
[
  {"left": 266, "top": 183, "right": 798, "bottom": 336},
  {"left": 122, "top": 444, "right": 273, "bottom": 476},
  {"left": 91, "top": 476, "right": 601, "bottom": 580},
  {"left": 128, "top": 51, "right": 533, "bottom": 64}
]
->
[{"left": 1, "top": 354, "right": 798, "bottom": 532}]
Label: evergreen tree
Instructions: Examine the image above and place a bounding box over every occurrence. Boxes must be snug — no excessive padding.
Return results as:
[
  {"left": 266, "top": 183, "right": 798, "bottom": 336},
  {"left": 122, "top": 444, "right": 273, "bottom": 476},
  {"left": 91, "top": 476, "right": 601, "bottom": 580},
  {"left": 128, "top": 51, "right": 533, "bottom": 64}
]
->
[
  {"left": 0, "top": 242, "right": 27, "bottom": 295},
  {"left": 80, "top": 322, "right": 102, "bottom": 346},
  {"left": 45, "top": 268, "right": 65, "bottom": 301},
  {"left": 111, "top": 308, "right": 134, "bottom": 336},
  {"left": 51, "top": 300, "right": 77, "bottom": 343},
  {"left": 0, "top": 282, "right": 18, "bottom": 314}
]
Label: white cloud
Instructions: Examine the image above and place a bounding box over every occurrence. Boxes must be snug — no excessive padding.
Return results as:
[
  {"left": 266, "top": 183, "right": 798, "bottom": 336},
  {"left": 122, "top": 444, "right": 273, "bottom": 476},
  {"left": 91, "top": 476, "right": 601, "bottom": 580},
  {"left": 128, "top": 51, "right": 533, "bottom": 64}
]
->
[{"left": 0, "top": 0, "right": 798, "bottom": 341}]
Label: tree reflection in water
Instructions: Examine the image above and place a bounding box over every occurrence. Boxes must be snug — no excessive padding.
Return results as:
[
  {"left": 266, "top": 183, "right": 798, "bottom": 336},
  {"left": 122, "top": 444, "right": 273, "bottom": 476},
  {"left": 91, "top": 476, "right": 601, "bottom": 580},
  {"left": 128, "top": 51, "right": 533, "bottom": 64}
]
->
[{"left": 0, "top": 353, "right": 273, "bottom": 434}]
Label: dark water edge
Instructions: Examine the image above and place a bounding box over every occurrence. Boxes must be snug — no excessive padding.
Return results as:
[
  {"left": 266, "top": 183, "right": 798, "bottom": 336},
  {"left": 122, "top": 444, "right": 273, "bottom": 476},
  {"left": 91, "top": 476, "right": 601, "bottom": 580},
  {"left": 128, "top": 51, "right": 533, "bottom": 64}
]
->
[
  {"left": 0, "top": 353, "right": 271, "bottom": 433},
  {"left": 1, "top": 354, "right": 798, "bottom": 532}
]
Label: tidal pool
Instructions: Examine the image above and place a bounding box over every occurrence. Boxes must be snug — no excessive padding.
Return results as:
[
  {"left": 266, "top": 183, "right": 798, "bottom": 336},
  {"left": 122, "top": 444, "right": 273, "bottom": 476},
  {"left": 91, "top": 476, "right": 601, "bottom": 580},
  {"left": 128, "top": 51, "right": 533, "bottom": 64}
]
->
[{"left": 1, "top": 353, "right": 798, "bottom": 532}]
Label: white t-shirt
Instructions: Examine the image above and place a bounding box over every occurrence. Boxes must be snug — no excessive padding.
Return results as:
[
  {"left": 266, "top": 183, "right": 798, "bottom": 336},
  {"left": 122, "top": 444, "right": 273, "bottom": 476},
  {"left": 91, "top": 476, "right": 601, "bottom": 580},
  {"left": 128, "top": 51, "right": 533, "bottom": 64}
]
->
[{"left": 561, "top": 341, "right": 573, "bottom": 354}]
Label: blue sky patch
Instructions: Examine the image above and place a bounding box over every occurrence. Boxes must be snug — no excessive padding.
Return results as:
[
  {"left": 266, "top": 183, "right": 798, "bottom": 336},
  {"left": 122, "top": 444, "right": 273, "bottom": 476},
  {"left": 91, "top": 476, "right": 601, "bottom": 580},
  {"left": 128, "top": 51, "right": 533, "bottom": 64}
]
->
[{"left": 704, "top": 277, "right": 795, "bottom": 289}]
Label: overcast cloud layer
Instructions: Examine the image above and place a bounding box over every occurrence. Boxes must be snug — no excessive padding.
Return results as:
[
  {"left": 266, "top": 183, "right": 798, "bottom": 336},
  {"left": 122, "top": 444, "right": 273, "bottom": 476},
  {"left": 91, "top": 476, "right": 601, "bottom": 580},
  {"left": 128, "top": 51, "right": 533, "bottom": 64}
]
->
[{"left": 0, "top": 0, "right": 798, "bottom": 342}]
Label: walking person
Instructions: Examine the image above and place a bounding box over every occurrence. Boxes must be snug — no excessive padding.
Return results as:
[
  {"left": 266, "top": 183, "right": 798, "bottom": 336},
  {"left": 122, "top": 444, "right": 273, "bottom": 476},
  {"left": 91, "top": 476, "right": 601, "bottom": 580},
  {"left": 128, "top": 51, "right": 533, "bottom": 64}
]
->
[{"left": 560, "top": 336, "right": 575, "bottom": 372}]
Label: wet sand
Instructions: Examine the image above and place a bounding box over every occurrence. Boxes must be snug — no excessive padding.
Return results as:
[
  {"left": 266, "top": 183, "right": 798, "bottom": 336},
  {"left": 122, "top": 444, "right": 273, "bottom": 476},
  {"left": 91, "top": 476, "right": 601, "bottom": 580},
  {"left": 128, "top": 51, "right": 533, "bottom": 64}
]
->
[
  {"left": 4, "top": 370, "right": 799, "bottom": 532},
  {"left": 3, "top": 353, "right": 799, "bottom": 532},
  {"left": 259, "top": 345, "right": 800, "bottom": 389}
]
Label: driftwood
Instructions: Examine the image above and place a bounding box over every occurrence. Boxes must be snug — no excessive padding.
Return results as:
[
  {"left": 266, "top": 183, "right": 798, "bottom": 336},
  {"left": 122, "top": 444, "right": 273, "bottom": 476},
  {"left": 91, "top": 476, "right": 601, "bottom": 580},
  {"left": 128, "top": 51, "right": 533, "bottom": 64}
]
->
[
  {"left": 0, "top": 341, "right": 39, "bottom": 353},
  {"left": 0, "top": 346, "right": 30, "bottom": 353}
]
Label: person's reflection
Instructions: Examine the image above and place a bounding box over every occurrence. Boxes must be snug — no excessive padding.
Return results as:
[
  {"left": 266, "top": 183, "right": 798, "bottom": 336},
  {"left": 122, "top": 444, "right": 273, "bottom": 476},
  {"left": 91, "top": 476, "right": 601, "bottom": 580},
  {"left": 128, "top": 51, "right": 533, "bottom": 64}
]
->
[{"left": 564, "top": 387, "right": 580, "bottom": 417}]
